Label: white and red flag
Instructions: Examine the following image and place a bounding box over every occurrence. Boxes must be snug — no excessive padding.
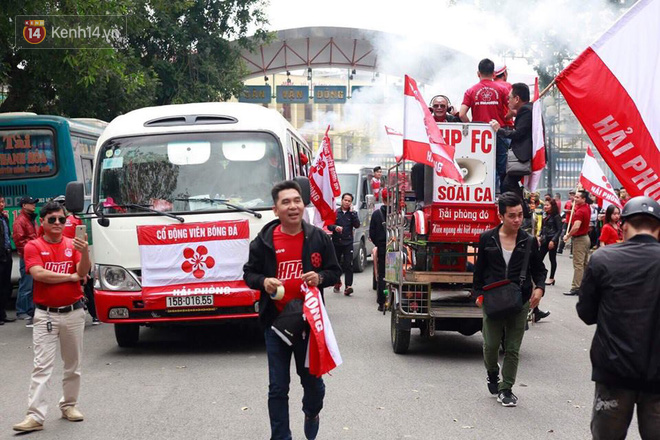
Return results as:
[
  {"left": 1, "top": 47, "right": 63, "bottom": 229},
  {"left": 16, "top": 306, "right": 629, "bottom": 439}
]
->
[
  {"left": 579, "top": 146, "right": 623, "bottom": 209},
  {"left": 136, "top": 220, "right": 254, "bottom": 307},
  {"left": 556, "top": 0, "right": 660, "bottom": 202},
  {"left": 522, "top": 78, "right": 547, "bottom": 192},
  {"left": 384, "top": 125, "right": 403, "bottom": 161},
  {"left": 302, "top": 283, "right": 342, "bottom": 377},
  {"left": 403, "top": 75, "right": 464, "bottom": 184},
  {"left": 309, "top": 126, "right": 341, "bottom": 227}
]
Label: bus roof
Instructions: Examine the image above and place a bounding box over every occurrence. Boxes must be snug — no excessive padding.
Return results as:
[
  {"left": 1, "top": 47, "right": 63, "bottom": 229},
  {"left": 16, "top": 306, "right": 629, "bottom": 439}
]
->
[
  {"left": 98, "top": 102, "right": 302, "bottom": 146},
  {"left": 0, "top": 113, "right": 107, "bottom": 136}
]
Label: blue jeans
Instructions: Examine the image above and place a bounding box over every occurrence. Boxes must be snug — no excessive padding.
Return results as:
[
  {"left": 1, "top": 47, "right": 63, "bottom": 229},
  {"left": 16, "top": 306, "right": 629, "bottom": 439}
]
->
[
  {"left": 265, "top": 327, "right": 325, "bottom": 440},
  {"left": 496, "top": 136, "right": 510, "bottom": 194},
  {"left": 16, "top": 257, "right": 34, "bottom": 317}
]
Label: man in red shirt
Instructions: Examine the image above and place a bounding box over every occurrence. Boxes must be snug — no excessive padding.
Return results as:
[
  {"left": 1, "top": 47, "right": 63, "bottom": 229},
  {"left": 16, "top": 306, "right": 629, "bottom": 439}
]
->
[
  {"left": 460, "top": 58, "right": 510, "bottom": 191},
  {"left": 558, "top": 190, "right": 576, "bottom": 254},
  {"left": 371, "top": 166, "right": 383, "bottom": 201},
  {"left": 244, "top": 180, "right": 340, "bottom": 440},
  {"left": 562, "top": 190, "right": 592, "bottom": 295},
  {"left": 13, "top": 195, "right": 39, "bottom": 323},
  {"left": 13, "top": 201, "right": 91, "bottom": 433}
]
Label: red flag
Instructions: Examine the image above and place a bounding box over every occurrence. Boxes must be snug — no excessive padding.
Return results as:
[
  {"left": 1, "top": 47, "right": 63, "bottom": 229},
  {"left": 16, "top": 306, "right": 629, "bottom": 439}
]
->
[
  {"left": 579, "top": 146, "right": 623, "bottom": 209},
  {"left": 301, "top": 283, "right": 342, "bottom": 377},
  {"left": 556, "top": 0, "right": 660, "bottom": 202},
  {"left": 309, "top": 126, "right": 341, "bottom": 227},
  {"left": 403, "top": 75, "right": 464, "bottom": 184},
  {"left": 522, "top": 78, "right": 547, "bottom": 192}
]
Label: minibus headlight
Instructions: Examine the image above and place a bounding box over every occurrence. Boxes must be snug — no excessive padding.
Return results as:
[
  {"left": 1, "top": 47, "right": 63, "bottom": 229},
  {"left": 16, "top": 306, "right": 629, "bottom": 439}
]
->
[{"left": 98, "top": 265, "right": 141, "bottom": 291}]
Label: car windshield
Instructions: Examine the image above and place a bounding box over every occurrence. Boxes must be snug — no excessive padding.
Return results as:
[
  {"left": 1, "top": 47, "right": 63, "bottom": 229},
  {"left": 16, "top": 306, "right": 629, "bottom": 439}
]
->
[
  {"left": 97, "top": 131, "right": 284, "bottom": 214},
  {"left": 336, "top": 173, "right": 358, "bottom": 205}
]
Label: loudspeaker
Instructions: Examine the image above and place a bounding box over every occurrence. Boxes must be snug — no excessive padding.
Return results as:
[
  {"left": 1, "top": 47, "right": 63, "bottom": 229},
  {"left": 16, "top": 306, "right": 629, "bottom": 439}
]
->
[{"left": 454, "top": 158, "right": 487, "bottom": 186}]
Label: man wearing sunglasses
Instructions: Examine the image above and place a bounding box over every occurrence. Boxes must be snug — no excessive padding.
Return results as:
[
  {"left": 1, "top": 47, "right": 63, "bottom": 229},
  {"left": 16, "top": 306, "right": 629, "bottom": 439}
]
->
[
  {"left": 13, "top": 202, "right": 91, "bottom": 433},
  {"left": 430, "top": 96, "right": 459, "bottom": 123}
]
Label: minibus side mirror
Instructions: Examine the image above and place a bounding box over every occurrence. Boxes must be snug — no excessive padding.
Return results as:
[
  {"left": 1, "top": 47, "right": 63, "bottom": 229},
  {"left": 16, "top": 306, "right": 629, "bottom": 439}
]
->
[
  {"left": 294, "top": 176, "right": 311, "bottom": 206},
  {"left": 65, "top": 182, "right": 85, "bottom": 214}
]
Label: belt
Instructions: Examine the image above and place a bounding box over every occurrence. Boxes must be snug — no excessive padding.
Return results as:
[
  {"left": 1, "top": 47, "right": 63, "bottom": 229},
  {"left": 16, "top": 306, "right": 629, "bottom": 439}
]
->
[{"left": 36, "top": 299, "right": 84, "bottom": 314}]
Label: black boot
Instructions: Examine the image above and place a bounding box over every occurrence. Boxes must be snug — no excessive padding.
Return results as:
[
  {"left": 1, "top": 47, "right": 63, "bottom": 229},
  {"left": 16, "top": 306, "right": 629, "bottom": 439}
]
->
[{"left": 533, "top": 307, "right": 550, "bottom": 323}]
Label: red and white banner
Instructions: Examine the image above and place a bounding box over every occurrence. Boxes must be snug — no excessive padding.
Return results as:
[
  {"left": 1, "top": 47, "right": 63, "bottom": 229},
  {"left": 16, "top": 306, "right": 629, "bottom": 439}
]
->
[
  {"left": 384, "top": 125, "right": 403, "bottom": 161},
  {"left": 137, "top": 220, "right": 251, "bottom": 298},
  {"left": 403, "top": 75, "right": 464, "bottom": 184},
  {"left": 309, "top": 126, "right": 341, "bottom": 227},
  {"left": 556, "top": 0, "right": 660, "bottom": 202},
  {"left": 580, "top": 146, "right": 622, "bottom": 209},
  {"left": 523, "top": 78, "right": 547, "bottom": 192},
  {"left": 302, "top": 283, "right": 342, "bottom": 377}
]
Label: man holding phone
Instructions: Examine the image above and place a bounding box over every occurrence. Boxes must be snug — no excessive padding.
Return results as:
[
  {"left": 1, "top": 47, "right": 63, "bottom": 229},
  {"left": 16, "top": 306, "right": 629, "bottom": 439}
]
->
[{"left": 13, "top": 201, "right": 91, "bottom": 433}]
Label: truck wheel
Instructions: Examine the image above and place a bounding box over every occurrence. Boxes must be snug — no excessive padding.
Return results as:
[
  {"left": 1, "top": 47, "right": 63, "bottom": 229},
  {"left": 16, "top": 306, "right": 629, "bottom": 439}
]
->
[
  {"left": 114, "top": 323, "right": 139, "bottom": 347},
  {"left": 353, "top": 240, "right": 367, "bottom": 273},
  {"left": 391, "top": 308, "right": 411, "bottom": 354}
]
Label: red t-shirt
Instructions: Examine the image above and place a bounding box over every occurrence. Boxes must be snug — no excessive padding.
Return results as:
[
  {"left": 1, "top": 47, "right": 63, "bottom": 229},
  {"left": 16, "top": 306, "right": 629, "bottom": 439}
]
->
[
  {"left": 462, "top": 79, "right": 508, "bottom": 125},
  {"left": 24, "top": 237, "right": 83, "bottom": 307},
  {"left": 571, "top": 204, "right": 591, "bottom": 237},
  {"left": 273, "top": 225, "right": 304, "bottom": 313},
  {"left": 495, "top": 80, "right": 514, "bottom": 127},
  {"left": 371, "top": 177, "right": 381, "bottom": 200},
  {"left": 563, "top": 200, "right": 573, "bottom": 223},
  {"left": 599, "top": 223, "right": 621, "bottom": 245}
]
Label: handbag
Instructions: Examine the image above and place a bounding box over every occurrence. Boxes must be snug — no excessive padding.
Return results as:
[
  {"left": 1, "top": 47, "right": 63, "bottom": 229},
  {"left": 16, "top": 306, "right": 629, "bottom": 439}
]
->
[
  {"left": 506, "top": 149, "right": 532, "bottom": 176},
  {"left": 483, "top": 236, "right": 533, "bottom": 320},
  {"left": 271, "top": 299, "right": 309, "bottom": 346}
]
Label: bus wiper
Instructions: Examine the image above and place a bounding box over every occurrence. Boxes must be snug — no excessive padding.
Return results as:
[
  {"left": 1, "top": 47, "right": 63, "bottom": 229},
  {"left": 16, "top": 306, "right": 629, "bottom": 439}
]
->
[
  {"left": 175, "top": 197, "right": 262, "bottom": 219},
  {"left": 122, "top": 203, "right": 185, "bottom": 223}
]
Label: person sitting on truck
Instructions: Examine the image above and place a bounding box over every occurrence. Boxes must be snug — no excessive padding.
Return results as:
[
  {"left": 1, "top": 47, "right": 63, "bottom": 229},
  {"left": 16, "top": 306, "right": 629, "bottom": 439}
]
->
[
  {"left": 243, "top": 180, "right": 341, "bottom": 440},
  {"left": 328, "top": 193, "right": 361, "bottom": 296}
]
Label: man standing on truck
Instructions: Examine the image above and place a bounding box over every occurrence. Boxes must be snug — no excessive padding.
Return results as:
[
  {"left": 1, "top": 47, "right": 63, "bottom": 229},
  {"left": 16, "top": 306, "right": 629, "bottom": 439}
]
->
[
  {"left": 473, "top": 192, "right": 547, "bottom": 407},
  {"left": 329, "top": 193, "right": 361, "bottom": 296},
  {"left": 243, "top": 180, "right": 341, "bottom": 440}
]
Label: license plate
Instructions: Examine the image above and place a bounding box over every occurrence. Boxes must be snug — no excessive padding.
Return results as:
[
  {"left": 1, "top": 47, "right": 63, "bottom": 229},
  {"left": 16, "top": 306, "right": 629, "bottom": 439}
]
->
[{"left": 166, "top": 295, "right": 214, "bottom": 308}]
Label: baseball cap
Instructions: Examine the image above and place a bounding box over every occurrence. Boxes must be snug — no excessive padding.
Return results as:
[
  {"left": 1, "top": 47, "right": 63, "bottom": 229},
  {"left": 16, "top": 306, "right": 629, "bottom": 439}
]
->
[
  {"left": 19, "top": 196, "right": 39, "bottom": 206},
  {"left": 494, "top": 63, "right": 507, "bottom": 77}
]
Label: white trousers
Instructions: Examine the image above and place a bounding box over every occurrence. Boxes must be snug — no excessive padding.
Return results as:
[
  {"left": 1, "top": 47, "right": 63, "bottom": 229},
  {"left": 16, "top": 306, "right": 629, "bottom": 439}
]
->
[{"left": 27, "top": 307, "right": 85, "bottom": 423}]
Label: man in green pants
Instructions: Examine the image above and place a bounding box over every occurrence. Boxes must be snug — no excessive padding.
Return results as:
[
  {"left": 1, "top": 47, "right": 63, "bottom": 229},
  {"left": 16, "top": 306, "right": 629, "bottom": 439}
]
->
[{"left": 473, "top": 192, "right": 547, "bottom": 407}]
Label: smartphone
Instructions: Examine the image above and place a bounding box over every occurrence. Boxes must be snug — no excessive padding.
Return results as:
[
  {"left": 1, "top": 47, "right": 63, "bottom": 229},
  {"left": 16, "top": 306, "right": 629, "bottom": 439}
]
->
[{"left": 75, "top": 224, "right": 86, "bottom": 241}]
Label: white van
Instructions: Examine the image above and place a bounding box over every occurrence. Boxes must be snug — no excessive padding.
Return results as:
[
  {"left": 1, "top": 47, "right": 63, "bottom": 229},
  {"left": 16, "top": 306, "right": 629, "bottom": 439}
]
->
[{"left": 66, "top": 102, "right": 312, "bottom": 347}]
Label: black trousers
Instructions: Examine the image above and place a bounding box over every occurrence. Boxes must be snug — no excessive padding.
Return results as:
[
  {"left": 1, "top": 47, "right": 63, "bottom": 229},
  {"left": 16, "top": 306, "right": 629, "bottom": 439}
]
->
[
  {"left": 539, "top": 241, "right": 558, "bottom": 279},
  {"left": 376, "top": 246, "right": 386, "bottom": 306},
  {"left": 0, "top": 251, "right": 12, "bottom": 320},
  {"left": 591, "top": 382, "right": 660, "bottom": 440},
  {"left": 501, "top": 175, "right": 531, "bottom": 218},
  {"left": 333, "top": 242, "right": 354, "bottom": 287}
]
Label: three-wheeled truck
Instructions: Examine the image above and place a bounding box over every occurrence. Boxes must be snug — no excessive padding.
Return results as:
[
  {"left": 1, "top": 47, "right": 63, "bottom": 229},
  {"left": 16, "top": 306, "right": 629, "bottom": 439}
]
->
[{"left": 384, "top": 123, "right": 500, "bottom": 353}]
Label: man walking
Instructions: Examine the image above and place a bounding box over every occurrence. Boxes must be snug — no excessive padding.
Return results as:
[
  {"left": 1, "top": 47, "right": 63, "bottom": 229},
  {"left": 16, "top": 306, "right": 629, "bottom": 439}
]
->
[
  {"left": 473, "top": 192, "right": 547, "bottom": 407},
  {"left": 329, "top": 193, "right": 360, "bottom": 296},
  {"left": 369, "top": 190, "right": 388, "bottom": 312},
  {"left": 577, "top": 196, "right": 660, "bottom": 439},
  {"left": 0, "top": 194, "right": 14, "bottom": 324},
  {"left": 243, "top": 180, "right": 340, "bottom": 440},
  {"left": 12, "top": 201, "right": 91, "bottom": 433},
  {"left": 562, "top": 190, "right": 592, "bottom": 296},
  {"left": 13, "top": 195, "right": 39, "bottom": 326}
]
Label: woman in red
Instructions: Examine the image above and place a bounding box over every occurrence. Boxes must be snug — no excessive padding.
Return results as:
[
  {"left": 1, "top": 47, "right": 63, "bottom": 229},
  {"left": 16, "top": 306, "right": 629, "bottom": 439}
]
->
[{"left": 599, "top": 205, "right": 622, "bottom": 246}]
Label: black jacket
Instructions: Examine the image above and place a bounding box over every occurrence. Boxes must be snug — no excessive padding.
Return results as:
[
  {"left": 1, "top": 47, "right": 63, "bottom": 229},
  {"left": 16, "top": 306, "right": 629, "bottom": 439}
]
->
[
  {"left": 369, "top": 205, "right": 387, "bottom": 247},
  {"left": 498, "top": 102, "right": 533, "bottom": 163},
  {"left": 540, "top": 213, "right": 563, "bottom": 245},
  {"left": 473, "top": 225, "right": 547, "bottom": 304},
  {"left": 243, "top": 219, "right": 341, "bottom": 329},
  {"left": 328, "top": 208, "right": 360, "bottom": 245},
  {"left": 577, "top": 234, "right": 660, "bottom": 393},
  {"left": 0, "top": 215, "right": 10, "bottom": 262}
]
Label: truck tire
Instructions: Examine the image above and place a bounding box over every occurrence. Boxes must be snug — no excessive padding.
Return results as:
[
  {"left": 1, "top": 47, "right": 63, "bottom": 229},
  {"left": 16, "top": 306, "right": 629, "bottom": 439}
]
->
[
  {"left": 353, "top": 240, "right": 367, "bottom": 273},
  {"left": 115, "top": 323, "right": 139, "bottom": 347},
  {"left": 391, "top": 308, "right": 411, "bottom": 354}
]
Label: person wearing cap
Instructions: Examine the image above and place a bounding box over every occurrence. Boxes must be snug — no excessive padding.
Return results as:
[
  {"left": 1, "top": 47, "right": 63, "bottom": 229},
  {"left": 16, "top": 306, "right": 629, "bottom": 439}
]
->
[
  {"left": 0, "top": 194, "right": 15, "bottom": 324},
  {"left": 12, "top": 201, "right": 91, "bottom": 433},
  {"left": 13, "top": 195, "right": 39, "bottom": 325},
  {"left": 577, "top": 196, "right": 660, "bottom": 439}
]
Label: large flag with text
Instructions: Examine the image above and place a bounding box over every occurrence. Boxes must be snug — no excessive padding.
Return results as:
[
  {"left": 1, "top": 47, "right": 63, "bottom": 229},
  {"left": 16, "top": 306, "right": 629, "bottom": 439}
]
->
[
  {"left": 309, "top": 126, "right": 341, "bottom": 227},
  {"left": 403, "top": 75, "right": 464, "bottom": 184},
  {"left": 302, "top": 283, "right": 342, "bottom": 377},
  {"left": 556, "top": 0, "right": 660, "bottom": 202},
  {"left": 523, "top": 78, "right": 547, "bottom": 192},
  {"left": 579, "top": 146, "right": 623, "bottom": 209}
]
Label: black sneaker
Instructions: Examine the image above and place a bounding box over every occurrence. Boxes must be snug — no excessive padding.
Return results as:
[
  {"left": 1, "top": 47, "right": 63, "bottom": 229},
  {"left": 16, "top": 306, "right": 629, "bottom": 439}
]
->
[
  {"left": 377, "top": 304, "right": 384, "bottom": 312},
  {"left": 563, "top": 290, "right": 579, "bottom": 296},
  {"left": 487, "top": 371, "right": 499, "bottom": 395},
  {"left": 497, "top": 389, "right": 518, "bottom": 407},
  {"left": 304, "top": 414, "right": 319, "bottom": 440},
  {"left": 533, "top": 309, "right": 551, "bottom": 322}
]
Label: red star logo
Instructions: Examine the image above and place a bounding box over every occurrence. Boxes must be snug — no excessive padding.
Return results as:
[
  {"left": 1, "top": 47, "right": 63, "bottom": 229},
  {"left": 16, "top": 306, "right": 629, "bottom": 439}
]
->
[{"left": 181, "top": 245, "right": 215, "bottom": 279}]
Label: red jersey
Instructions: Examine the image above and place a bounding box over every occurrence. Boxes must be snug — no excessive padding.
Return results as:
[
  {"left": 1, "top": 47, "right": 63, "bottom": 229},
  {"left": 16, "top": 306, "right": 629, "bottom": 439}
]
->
[
  {"left": 571, "top": 204, "right": 591, "bottom": 236},
  {"left": 462, "top": 79, "right": 508, "bottom": 125},
  {"left": 24, "top": 237, "right": 83, "bottom": 307},
  {"left": 495, "top": 80, "right": 514, "bottom": 127},
  {"left": 563, "top": 200, "right": 573, "bottom": 223},
  {"left": 273, "top": 225, "right": 304, "bottom": 313},
  {"left": 371, "top": 177, "right": 381, "bottom": 200},
  {"left": 599, "top": 223, "right": 621, "bottom": 245}
]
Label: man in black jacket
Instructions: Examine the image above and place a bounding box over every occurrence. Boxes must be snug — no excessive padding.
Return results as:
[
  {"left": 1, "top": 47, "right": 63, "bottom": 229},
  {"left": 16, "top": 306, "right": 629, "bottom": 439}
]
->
[
  {"left": 577, "top": 196, "right": 660, "bottom": 439},
  {"left": 473, "top": 192, "right": 547, "bottom": 407},
  {"left": 243, "top": 180, "right": 341, "bottom": 440},
  {"left": 328, "top": 193, "right": 360, "bottom": 296},
  {"left": 490, "top": 83, "right": 533, "bottom": 212},
  {"left": 369, "top": 194, "right": 388, "bottom": 312}
]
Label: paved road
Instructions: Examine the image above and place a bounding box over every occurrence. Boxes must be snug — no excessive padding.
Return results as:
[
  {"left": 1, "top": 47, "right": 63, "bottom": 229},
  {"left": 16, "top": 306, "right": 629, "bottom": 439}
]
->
[{"left": 0, "top": 253, "right": 643, "bottom": 439}]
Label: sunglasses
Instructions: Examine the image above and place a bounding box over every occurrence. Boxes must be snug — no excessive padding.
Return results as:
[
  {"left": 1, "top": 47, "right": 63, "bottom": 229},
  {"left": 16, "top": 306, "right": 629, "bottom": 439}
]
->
[
  {"left": 432, "top": 104, "right": 447, "bottom": 109},
  {"left": 46, "top": 216, "right": 67, "bottom": 224}
]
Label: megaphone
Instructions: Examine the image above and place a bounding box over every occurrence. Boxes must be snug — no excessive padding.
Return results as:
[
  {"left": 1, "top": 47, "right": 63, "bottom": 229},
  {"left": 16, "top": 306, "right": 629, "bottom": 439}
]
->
[{"left": 455, "top": 157, "right": 487, "bottom": 185}]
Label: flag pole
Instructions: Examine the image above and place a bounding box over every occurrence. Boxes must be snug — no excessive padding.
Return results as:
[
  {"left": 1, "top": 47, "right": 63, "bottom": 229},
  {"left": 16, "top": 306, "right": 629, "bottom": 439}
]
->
[{"left": 537, "top": 79, "right": 556, "bottom": 100}]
